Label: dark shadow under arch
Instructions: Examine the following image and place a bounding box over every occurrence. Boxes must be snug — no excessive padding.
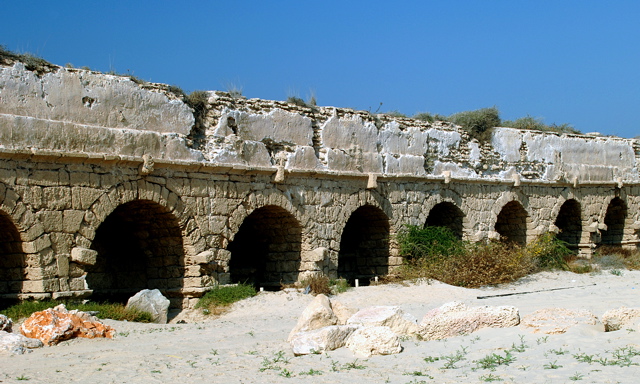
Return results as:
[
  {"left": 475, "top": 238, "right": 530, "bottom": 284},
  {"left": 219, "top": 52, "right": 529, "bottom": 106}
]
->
[
  {"left": 228, "top": 205, "right": 301, "bottom": 289},
  {"left": 495, "top": 201, "right": 528, "bottom": 246},
  {"left": 338, "top": 205, "right": 390, "bottom": 284},
  {"left": 87, "top": 200, "right": 185, "bottom": 304},
  {"left": 0, "top": 211, "right": 25, "bottom": 304},
  {"left": 555, "top": 199, "right": 582, "bottom": 250},
  {"left": 425, "top": 202, "right": 464, "bottom": 239},
  {"left": 601, "top": 197, "right": 627, "bottom": 246}
]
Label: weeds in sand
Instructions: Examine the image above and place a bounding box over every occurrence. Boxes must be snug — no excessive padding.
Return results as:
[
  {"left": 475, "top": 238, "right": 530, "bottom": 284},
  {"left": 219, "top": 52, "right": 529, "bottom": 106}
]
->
[
  {"left": 574, "top": 346, "right": 640, "bottom": 367},
  {"left": 206, "top": 357, "right": 220, "bottom": 365},
  {"left": 544, "top": 360, "right": 562, "bottom": 369},
  {"left": 475, "top": 351, "right": 516, "bottom": 370},
  {"left": 247, "top": 331, "right": 255, "bottom": 337},
  {"left": 424, "top": 355, "right": 440, "bottom": 363},
  {"left": 627, "top": 328, "right": 636, "bottom": 333},
  {"left": 404, "top": 380, "right": 430, "bottom": 384},
  {"left": 330, "top": 360, "right": 340, "bottom": 372},
  {"left": 536, "top": 336, "right": 549, "bottom": 345},
  {"left": 210, "top": 349, "right": 218, "bottom": 355},
  {"left": 510, "top": 335, "right": 528, "bottom": 353},
  {"left": 186, "top": 360, "right": 197, "bottom": 368},
  {"left": 330, "top": 278, "right": 350, "bottom": 294},
  {"left": 279, "top": 368, "right": 294, "bottom": 378},
  {"left": 480, "top": 373, "right": 503, "bottom": 382},
  {"left": 610, "top": 269, "right": 623, "bottom": 276},
  {"left": 151, "top": 370, "right": 161, "bottom": 374},
  {"left": 404, "top": 371, "right": 432, "bottom": 377},
  {"left": 301, "top": 274, "right": 332, "bottom": 295},
  {"left": 246, "top": 350, "right": 258, "bottom": 355},
  {"left": 259, "top": 351, "right": 291, "bottom": 372},
  {"left": 569, "top": 372, "right": 584, "bottom": 381},
  {"left": 548, "top": 348, "right": 569, "bottom": 355},
  {"left": 16, "top": 375, "right": 30, "bottom": 381},
  {"left": 343, "top": 359, "right": 367, "bottom": 370},
  {"left": 196, "top": 283, "right": 256, "bottom": 315},
  {"left": 118, "top": 331, "right": 130, "bottom": 337},
  {"left": 299, "top": 368, "right": 323, "bottom": 376},
  {"left": 442, "top": 347, "right": 468, "bottom": 369}
]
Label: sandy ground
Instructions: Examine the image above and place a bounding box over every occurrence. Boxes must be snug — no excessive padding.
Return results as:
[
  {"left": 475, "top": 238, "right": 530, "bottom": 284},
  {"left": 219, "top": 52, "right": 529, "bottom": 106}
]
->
[{"left": 2, "top": 270, "right": 640, "bottom": 384}]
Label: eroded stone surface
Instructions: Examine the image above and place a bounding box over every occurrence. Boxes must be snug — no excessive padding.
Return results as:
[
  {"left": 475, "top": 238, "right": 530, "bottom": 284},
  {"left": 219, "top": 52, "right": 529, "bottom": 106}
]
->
[
  {"left": 601, "top": 307, "right": 640, "bottom": 332},
  {"left": 288, "top": 294, "right": 338, "bottom": 341},
  {"left": 520, "top": 308, "right": 602, "bottom": 334},
  {"left": 290, "top": 325, "right": 360, "bottom": 355},
  {"left": 126, "top": 289, "right": 170, "bottom": 324},
  {"left": 0, "top": 330, "right": 43, "bottom": 355},
  {"left": 345, "top": 326, "right": 402, "bottom": 357},
  {"left": 347, "top": 306, "right": 419, "bottom": 336},
  {"left": 419, "top": 301, "right": 520, "bottom": 340}
]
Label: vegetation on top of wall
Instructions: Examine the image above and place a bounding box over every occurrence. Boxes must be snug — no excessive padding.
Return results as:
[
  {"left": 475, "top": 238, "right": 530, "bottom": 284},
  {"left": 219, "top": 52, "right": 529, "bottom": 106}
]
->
[
  {"left": 0, "top": 45, "right": 57, "bottom": 76},
  {"left": 390, "top": 226, "right": 574, "bottom": 288},
  {"left": 448, "top": 107, "right": 501, "bottom": 142},
  {"left": 501, "top": 115, "right": 580, "bottom": 135}
]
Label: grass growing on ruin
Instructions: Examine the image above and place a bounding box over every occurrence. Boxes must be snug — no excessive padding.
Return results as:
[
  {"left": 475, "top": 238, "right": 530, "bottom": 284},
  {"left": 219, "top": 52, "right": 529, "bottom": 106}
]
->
[
  {"left": 0, "top": 300, "right": 153, "bottom": 322},
  {"left": 388, "top": 226, "right": 574, "bottom": 288},
  {"left": 196, "top": 283, "right": 257, "bottom": 315}
]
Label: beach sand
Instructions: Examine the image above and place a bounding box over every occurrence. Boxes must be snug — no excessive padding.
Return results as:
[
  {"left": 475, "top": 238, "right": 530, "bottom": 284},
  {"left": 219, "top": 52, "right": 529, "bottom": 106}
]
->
[{"left": 2, "top": 270, "right": 639, "bottom": 383}]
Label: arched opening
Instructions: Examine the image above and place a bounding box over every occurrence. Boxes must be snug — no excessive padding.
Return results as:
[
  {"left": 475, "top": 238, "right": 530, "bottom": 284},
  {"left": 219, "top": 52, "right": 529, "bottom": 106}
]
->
[
  {"left": 87, "top": 200, "right": 185, "bottom": 304},
  {"left": 554, "top": 199, "right": 582, "bottom": 250},
  {"left": 338, "top": 205, "right": 390, "bottom": 284},
  {"left": 601, "top": 197, "right": 627, "bottom": 246},
  {"left": 425, "top": 202, "right": 464, "bottom": 239},
  {"left": 0, "top": 211, "right": 25, "bottom": 304},
  {"left": 495, "top": 201, "right": 527, "bottom": 246},
  {"left": 228, "top": 205, "right": 301, "bottom": 289}
]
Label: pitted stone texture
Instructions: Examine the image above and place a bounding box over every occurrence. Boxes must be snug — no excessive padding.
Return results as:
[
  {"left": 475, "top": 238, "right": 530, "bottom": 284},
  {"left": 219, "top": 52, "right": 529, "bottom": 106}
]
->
[
  {"left": 419, "top": 302, "right": 520, "bottom": 340},
  {"left": 0, "top": 314, "right": 12, "bottom": 332},
  {"left": 288, "top": 294, "right": 338, "bottom": 341},
  {"left": 70, "top": 247, "right": 98, "bottom": 266},
  {"left": 601, "top": 307, "right": 640, "bottom": 332},
  {"left": 0, "top": 331, "right": 43, "bottom": 355},
  {"left": 126, "top": 289, "right": 170, "bottom": 324},
  {"left": 20, "top": 304, "right": 115, "bottom": 345},
  {"left": 347, "top": 306, "right": 419, "bottom": 336},
  {"left": 345, "top": 326, "right": 402, "bottom": 357},
  {"left": 290, "top": 325, "right": 360, "bottom": 355},
  {"left": 0, "top": 63, "right": 194, "bottom": 134},
  {"left": 520, "top": 308, "right": 602, "bottom": 334}
]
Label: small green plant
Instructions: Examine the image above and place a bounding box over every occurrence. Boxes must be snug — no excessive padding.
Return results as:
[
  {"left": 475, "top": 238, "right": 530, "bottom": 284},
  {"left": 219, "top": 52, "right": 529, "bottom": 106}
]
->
[
  {"left": 548, "top": 348, "right": 569, "bottom": 355},
  {"left": 526, "top": 232, "right": 572, "bottom": 270},
  {"left": 330, "top": 360, "right": 340, "bottom": 372},
  {"left": 610, "top": 269, "right": 623, "bottom": 276},
  {"left": 343, "top": 359, "right": 367, "bottom": 370},
  {"left": 475, "top": 351, "right": 516, "bottom": 370},
  {"left": 510, "top": 335, "right": 528, "bottom": 353},
  {"left": 442, "top": 347, "right": 467, "bottom": 369},
  {"left": 569, "top": 372, "right": 584, "bottom": 381},
  {"left": 299, "top": 368, "right": 322, "bottom": 376},
  {"left": 573, "top": 353, "right": 595, "bottom": 364},
  {"left": 480, "top": 373, "right": 503, "bottom": 382},
  {"left": 423, "top": 355, "right": 440, "bottom": 363},
  {"left": 286, "top": 96, "right": 307, "bottom": 107},
  {"left": 279, "top": 368, "right": 294, "bottom": 378},
  {"left": 544, "top": 360, "right": 562, "bottom": 369},
  {"left": 536, "top": 336, "right": 549, "bottom": 345},
  {"left": 16, "top": 375, "right": 30, "bottom": 381}
]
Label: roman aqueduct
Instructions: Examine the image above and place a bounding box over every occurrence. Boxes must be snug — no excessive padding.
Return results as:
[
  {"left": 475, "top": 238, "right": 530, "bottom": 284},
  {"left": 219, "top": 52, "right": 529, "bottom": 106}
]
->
[{"left": 0, "top": 59, "right": 638, "bottom": 307}]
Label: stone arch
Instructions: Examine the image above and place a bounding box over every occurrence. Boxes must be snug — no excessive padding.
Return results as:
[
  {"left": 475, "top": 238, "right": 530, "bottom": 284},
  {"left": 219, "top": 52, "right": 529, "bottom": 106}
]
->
[
  {"left": 495, "top": 200, "right": 528, "bottom": 246},
  {"left": 338, "top": 205, "right": 390, "bottom": 283},
  {"left": 227, "top": 205, "right": 302, "bottom": 289},
  {"left": 601, "top": 197, "right": 627, "bottom": 246},
  {"left": 425, "top": 202, "right": 465, "bottom": 239},
  {"left": 79, "top": 181, "right": 205, "bottom": 256},
  {"left": 86, "top": 199, "right": 186, "bottom": 303},
  {"left": 554, "top": 199, "right": 582, "bottom": 249},
  {"left": 0, "top": 210, "right": 26, "bottom": 297}
]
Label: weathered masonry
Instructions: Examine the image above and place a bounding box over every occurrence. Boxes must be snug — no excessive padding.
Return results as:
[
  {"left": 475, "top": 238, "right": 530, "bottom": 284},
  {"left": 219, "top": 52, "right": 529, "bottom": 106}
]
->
[{"left": 1, "top": 60, "right": 639, "bottom": 307}]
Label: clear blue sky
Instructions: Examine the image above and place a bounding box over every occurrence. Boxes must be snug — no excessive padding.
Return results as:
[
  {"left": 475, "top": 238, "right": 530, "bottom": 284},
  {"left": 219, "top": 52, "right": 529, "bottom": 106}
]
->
[{"left": 2, "top": 1, "right": 639, "bottom": 138}]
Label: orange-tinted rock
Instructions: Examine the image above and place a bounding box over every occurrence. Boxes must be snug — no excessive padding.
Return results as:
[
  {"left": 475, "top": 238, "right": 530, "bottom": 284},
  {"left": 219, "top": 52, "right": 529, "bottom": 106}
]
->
[{"left": 20, "top": 304, "right": 115, "bottom": 346}]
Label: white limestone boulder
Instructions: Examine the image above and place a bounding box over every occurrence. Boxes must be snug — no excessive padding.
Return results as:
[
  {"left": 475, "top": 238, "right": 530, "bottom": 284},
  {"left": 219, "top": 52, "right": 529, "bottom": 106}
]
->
[
  {"left": 346, "top": 326, "right": 403, "bottom": 357},
  {"left": 347, "top": 306, "right": 419, "bottom": 336},
  {"left": 126, "top": 289, "right": 170, "bottom": 324},
  {"left": 0, "top": 331, "right": 43, "bottom": 355},
  {"left": 331, "top": 301, "right": 358, "bottom": 325},
  {"left": 290, "top": 325, "right": 360, "bottom": 355},
  {"left": 520, "top": 308, "right": 603, "bottom": 334},
  {"left": 287, "top": 294, "right": 338, "bottom": 341},
  {"left": 601, "top": 307, "right": 640, "bottom": 332},
  {"left": 419, "top": 301, "right": 519, "bottom": 340}
]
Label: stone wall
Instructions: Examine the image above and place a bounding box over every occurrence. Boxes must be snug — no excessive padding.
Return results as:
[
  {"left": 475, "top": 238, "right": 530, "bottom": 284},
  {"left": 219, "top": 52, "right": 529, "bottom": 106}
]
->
[{"left": 0, "top": 60, "right": 638, "bottom": 308}]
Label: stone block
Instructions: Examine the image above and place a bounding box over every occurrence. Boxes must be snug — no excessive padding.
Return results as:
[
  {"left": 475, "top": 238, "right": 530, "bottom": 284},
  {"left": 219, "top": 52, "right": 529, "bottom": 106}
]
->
[{"left": 70, "top": 247, "right": 97, "bottom": 266}]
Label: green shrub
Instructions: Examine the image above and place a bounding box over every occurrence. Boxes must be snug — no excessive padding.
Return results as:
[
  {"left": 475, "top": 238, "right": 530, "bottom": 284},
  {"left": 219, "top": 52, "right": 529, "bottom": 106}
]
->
[
  {"left": 413, "top": 112, "right": 449, "bottom": 123},
  {"left": 196, "top": 283, "right": 257, "bottom": 314},
  {"left": 185, "top": 90, "right": 209, "bottom": 113},
  {"left": 525, "top": 232, "right": 572, "bottom": 270},
  {"left": 286, "top": 96, "right": 307, "bottom": 107},
  {"left": 329, "top": 278, "right": 350, "bottom": 294},
  {"left": 1, "top": 300, "right": 152, "bottom": 322},
  {"left": 397, "top": 225, "right": 465, "bottom": 261},
  {"left": 448, "top": 107, "right": 500, "bottom": 142},
  {"left": 385, "top": 110, "right": 408, "bottom": 118}
]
